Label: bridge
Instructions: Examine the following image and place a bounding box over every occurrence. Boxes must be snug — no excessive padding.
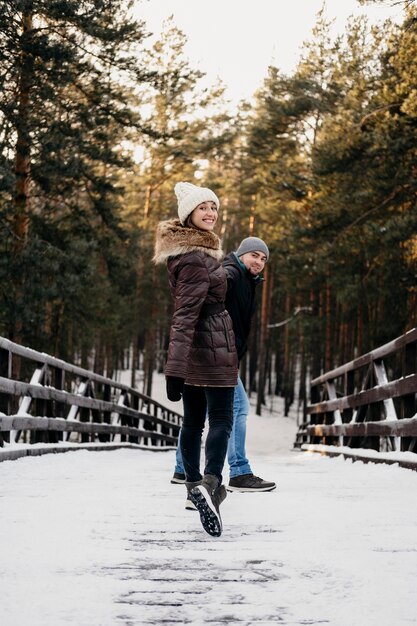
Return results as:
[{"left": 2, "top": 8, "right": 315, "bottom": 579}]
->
[{"left": 1, "top": 332, "right": 417, "bottom": 625}]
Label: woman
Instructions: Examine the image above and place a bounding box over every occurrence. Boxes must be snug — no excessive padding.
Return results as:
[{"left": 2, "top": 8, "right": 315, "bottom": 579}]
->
[{"left": 153, "top": 181, "right": 238, "bottom": 537}]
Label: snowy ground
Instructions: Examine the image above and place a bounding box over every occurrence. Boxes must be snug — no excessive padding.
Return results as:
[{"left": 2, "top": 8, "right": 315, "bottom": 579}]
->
[{"left": 1, "top": 375, "right": 417, "bottom": 626}]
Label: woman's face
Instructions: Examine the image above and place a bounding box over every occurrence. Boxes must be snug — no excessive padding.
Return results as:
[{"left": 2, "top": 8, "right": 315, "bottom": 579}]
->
[{"left": 189, "top": 201, "right": 218, "bottom": 231}]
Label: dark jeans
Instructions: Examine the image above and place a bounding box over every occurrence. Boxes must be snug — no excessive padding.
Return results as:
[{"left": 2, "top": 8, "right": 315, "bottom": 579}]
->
[{"left": 180, "top": 385, "right": 235, "bottom": 484}]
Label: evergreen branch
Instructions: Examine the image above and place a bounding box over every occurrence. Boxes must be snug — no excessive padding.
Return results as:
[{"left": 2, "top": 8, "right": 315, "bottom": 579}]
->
[
  {"left": 42, "top": 24, "right": 141, "bottom": 75},
  {"left": 267, "top": 307, "right": 312, "bottom": 328},
  {"left": 391, "top": 0, "right": 415, "bottom": 7},
  {"left": 0, "top": 216, "right": 24, "bottom": 241},
  {"left": 358, "top": 102, "right": 403, "bottom": 128},
  {"left": 346, "top": 186, "right": 405, "bottom": 229},
  {"left": 309, "top": 187, "right": 411, "bottom": 263},
  {"left": 70, "top": 81, "right": 160, "bottom": 137}
]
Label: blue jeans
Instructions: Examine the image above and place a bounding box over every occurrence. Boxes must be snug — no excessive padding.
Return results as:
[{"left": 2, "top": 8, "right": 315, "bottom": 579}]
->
[{"left": 175, "top": 377, "right": 252, "bottom": 479}]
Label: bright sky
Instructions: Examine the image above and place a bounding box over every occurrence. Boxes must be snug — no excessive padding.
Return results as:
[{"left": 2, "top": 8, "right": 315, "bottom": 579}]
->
[{"left": 134, "top": 0, "right": 402, "bottom": 107}]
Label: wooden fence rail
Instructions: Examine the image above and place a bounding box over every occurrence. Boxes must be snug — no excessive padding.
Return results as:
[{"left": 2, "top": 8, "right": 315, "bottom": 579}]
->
[
  {"left": 0, "top": 337, "right": 182, "bottom": 462},
  {"left": 294, "top": 327, "right": 417, "bottom": 471}
]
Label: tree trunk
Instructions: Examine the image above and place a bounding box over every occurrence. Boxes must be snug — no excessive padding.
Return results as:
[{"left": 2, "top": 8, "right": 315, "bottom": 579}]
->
[
  {"left": 11, "top": 10, "right": 34, "bottom": 350},
  {"left": 130, "top": 335, "right": 139, "bottom": 388},
  {"left": 357, "top": 305, "right": 363, "bottom": 358},
  {"left": 143, "top": 184, "right": 152, "bottom": 219},
  {"left": 298, "top": 323, "right": 307, "bottom": 425},
  {"left": 14, "top": 11, "right": 33, "bottom": 251},
  {"left": 282, "top": 294, "right": 292, "bottom": 416},
  {"left": 142, "top": 271, "right": 158, "bottom": 397},
  {"left": 256, "top": 266, "right": 272, "bottom": 415},
  {"left": 310, "top": 289, "right": 321, "bottom": 379},
  {"left": 324, "top": 278, "right": 332, "bottom": 372}
]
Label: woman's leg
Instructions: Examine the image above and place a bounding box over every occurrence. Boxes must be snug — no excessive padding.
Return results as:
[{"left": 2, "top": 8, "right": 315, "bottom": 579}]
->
[
  {"left": 204, "top": 386, "right": 234, "bottom": 483},
  {"left": 181, "top": 385, "right": 207, "bottom": 482}
]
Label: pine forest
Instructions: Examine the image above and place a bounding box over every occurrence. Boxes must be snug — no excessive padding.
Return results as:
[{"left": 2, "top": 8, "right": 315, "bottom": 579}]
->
[{"left": 1, "top": 0, "right": 416, "bottom": 415}]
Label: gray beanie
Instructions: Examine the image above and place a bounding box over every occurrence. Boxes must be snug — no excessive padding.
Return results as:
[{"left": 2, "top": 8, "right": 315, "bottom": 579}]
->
[{"left": 236, "top": 236, "right": 269, "bottom": 261}]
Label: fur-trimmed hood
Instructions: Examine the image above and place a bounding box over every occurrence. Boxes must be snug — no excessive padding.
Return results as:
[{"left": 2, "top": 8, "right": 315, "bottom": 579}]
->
[{"left": 153, "top": 218, "right": 223, "bottom": 264}]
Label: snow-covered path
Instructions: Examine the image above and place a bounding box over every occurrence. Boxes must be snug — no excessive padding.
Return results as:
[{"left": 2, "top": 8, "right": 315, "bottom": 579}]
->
[{"left": 2, "top": 437, "right": 417, "bottom": 626}]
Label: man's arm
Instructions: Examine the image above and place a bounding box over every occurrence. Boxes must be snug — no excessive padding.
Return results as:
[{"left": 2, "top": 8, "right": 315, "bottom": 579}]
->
[{"left": 224, "top": 264, "right": 240, "bottom": 291}]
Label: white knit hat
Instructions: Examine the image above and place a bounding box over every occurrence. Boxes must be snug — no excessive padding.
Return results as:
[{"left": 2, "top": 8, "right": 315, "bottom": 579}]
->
[{"left": 174, "top": 182, "right": 220, "bottom": 225}]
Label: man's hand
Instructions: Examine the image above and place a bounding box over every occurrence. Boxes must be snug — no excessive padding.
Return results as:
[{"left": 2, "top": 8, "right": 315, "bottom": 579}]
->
[{"left": 166, "top": 376, "right": 185, "bottom": 402}]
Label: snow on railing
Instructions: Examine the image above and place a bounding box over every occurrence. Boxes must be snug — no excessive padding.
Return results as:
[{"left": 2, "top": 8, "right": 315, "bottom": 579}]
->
[
  {"left": 294, "top": 328, "right": 417, "bottom": 471},
  {"left": 0, "top": 337, "right": 181, "bottom": 462}
]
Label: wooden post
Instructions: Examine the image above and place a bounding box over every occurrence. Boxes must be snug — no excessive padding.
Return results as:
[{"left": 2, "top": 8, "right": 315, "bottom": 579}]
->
[
  {"left": 402, "top": 341, "right": 417, "bottom": 452},
  {"left": 53, "top": 367, "right": 65, "bottom": 442},
  {"left": 0, "top": 348, "right": 12, "bottom": 445}
]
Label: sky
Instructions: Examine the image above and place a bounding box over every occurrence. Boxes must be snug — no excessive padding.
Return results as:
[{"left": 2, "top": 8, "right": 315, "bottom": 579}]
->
[
  {"left": 134, "top": 0, "right": 403, "bottom": 107},
  {"left": 1, "top": 371, "right": 417, "bottom": 625}
]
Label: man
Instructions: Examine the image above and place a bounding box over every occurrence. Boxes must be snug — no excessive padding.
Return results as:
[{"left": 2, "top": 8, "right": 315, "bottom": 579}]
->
[{"left": 172, "top": 236, "right": 276, "bottom": 503}]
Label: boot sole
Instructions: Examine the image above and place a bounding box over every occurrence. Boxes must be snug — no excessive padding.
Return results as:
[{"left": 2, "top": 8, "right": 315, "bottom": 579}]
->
[
  {"left": 227, "top": 484, "right": 277, "bottom": 492},
  {"left": 171, "top": 478, "right": 186, "bottom": 484},
  {"left": 189, "top": 485, "right": 222, "bottom": 537}
]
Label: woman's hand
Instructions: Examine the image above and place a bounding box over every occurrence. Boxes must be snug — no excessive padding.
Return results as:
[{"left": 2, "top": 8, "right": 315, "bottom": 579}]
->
[{"left": 166, "top": 376, "right": 185, "bottom": 401}]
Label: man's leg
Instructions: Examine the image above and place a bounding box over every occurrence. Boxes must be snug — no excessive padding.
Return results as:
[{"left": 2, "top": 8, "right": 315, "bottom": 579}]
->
[
  {"left": 171, "top": 429, "right": 187, "bottom": 483},
  {"left": 227, "top": 376, "right": 252, "bottom": 477},
  {"left": 227, "top": 377, "right": 277, "bottom": 492},
  {"left": 174, "top": 430, "right": 184, "bottom": 471}
]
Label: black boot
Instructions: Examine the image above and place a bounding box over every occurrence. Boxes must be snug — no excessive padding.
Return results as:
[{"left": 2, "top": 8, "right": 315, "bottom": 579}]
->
[
  {"left": 189, "top": 474, "right": 227, "bottom": 537},
  {"left": 185, "top": 480, "right": 201, "bottom": 512}
]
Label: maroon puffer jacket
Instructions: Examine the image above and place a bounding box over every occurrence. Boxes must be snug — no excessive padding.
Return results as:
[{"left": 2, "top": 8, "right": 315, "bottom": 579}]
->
[{"left": 154, "top": 219, "right": 238, "bottom": 387}]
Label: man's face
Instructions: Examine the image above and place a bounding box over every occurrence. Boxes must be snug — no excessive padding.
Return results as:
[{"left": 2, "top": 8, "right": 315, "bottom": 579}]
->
[{"left": 239, "top": 251, "right": 267, "bottom": 275}]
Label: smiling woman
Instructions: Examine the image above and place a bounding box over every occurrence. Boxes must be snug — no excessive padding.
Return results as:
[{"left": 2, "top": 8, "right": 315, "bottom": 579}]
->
[{"left": 153, "top": 181, "right": 238, "bottom": 537}]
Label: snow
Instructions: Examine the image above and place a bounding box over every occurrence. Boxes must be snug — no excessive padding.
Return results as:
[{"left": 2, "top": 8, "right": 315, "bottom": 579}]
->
[
  {"left": 303, "top": 442, "right": 417, "bottom": 464},
  {"left": 1, "top": 373, "right": 417, "bottom": 626}
]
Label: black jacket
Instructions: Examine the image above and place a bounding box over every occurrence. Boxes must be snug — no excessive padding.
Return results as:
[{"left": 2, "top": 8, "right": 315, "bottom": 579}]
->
[{"left": 223, "top": 252, "right": 263, "bottom": 362}]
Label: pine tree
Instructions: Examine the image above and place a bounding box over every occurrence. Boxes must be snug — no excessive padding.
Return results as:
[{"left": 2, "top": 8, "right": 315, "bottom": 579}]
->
[{"left": 0, "top": 0, "right": 155, "bottom": 355}]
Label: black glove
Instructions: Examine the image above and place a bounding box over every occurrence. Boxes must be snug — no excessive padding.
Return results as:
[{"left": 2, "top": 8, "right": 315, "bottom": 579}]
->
[{"left": 166, "top": 376, "right": 185, "bottom": 402}]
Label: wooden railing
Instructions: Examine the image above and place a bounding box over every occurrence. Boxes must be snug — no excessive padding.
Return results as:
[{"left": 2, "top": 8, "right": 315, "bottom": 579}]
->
[
  {"left": 0, "top": 337, "right": 182, "bottom": 462},
  {"left": 294, "top": 328, "right": 417, "bottom": 471}
]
